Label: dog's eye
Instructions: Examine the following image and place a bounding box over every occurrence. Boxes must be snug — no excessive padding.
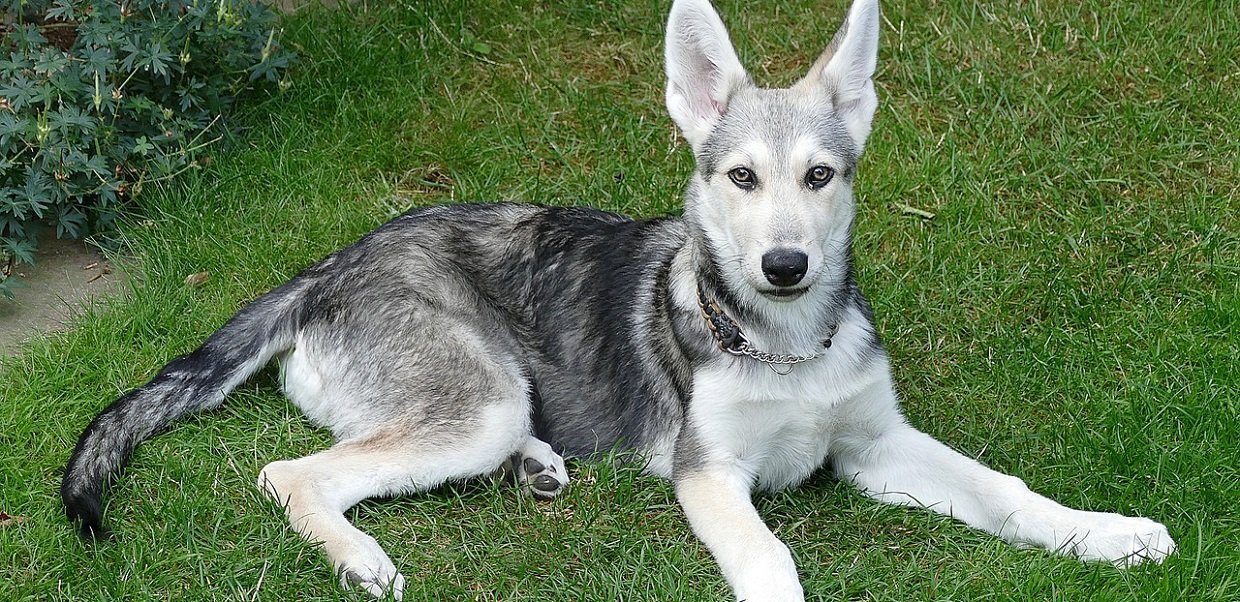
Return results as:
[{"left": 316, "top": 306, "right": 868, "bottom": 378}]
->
[
  {"left": 727, "top": 167, "right": 756, "bottom": 190},
  {"left": 805, "top": 165, "right": 835, "bottom": 189}
]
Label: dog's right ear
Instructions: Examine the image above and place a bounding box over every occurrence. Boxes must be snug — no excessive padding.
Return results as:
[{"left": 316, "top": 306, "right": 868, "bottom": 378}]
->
[{"left": 665, "top": 0, "right": 749, "bottom": 151}]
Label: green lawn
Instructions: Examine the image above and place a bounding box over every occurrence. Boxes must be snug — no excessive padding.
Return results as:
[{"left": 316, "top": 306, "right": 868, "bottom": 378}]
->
[{"left": 2, "top": 1, "right": 1236, "bottom": 600}]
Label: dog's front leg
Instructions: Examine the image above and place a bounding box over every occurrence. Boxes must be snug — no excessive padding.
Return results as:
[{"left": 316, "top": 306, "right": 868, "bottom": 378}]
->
[
  {"left": 831, "top": 376, "right": 1176, "bottom": 566},
  {"left": 675, "top": 466, "right": 804, "bottom": 602}
]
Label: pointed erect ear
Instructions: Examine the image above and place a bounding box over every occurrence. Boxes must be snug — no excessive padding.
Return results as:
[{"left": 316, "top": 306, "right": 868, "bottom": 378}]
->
[
  {"left": 665, "top": 0, "right": 750, "bottom": 151},
  {"left": 794, "top": 0, "right": 881, "bottom": 152}
]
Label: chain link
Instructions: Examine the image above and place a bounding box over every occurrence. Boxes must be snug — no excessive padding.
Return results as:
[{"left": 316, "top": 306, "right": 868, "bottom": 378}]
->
[
  {"left": 698, "top": 285, "right": 837, "bottom": 373},
  {"left": 726, "top": 338, "right": 824, "bottom": 365}
]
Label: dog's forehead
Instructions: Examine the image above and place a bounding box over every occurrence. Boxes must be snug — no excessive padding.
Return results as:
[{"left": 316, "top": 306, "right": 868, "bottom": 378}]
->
[{"left": 698, "top": 88, "right": 858, "bottom": 176}]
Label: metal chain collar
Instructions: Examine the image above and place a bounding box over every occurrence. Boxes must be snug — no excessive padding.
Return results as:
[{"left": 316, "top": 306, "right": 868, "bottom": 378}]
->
[{"left": 696, "top": 285, "right": 838, "bottom": 374}]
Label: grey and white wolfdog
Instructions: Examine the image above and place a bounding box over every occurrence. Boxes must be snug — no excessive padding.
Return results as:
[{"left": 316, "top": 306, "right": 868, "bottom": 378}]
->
[{"left": 62, "top": 0, "right": 1176, "bottom": 599}]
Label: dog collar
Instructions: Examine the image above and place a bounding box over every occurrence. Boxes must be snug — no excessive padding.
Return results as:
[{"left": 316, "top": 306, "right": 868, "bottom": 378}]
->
[{"left": 696, "top": 285, "right": 837, "bottom": 374}]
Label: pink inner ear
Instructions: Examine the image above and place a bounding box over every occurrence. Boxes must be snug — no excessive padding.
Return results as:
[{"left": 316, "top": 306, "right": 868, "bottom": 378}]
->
[{"left": 711, "top": 99, "right": 727, "bottom": 116}]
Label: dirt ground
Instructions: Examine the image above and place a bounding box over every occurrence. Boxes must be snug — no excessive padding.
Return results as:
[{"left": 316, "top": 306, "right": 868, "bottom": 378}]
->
[{"left": 0, "top": 238, "right": 123, "bottom": 356}]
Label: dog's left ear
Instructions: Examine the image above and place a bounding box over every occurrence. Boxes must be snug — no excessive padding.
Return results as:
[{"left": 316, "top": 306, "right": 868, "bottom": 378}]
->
[
  {"left": 795, "top": 0, "right": 881, "bottom": 152},
  {"left": 665, "top": 0, "right": 750, "bottom": 151}
]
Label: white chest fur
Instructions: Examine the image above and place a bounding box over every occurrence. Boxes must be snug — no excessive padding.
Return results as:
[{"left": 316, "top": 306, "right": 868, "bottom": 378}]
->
[{"left": 687, "top": 312, "right": 888, "bottom": 492}]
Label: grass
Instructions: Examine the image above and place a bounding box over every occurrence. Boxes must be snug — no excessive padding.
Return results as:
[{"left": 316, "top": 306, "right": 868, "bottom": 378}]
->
[{"left": 1, "top": 0, "right": 1236, "bottom": 600}]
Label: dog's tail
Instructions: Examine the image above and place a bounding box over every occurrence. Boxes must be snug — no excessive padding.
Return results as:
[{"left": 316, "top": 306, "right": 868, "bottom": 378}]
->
[{"left": 60, "top": 278, "right": 309, "bottom": 539}]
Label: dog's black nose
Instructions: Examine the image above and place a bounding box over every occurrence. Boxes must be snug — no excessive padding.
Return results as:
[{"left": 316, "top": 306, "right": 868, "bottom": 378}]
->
[{"left": 761, "top": 249, "right": 808, "bottom": 287}]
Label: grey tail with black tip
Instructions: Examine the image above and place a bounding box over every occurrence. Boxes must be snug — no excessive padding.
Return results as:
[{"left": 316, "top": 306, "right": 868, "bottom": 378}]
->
[{"left": 60, "top": 279, "right": 309, "bottom": 540}]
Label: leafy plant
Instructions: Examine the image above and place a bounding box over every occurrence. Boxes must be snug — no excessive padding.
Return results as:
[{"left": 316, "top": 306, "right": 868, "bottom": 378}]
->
[{"left": 0, "top": 0, "right": 294, "bottom": 298}]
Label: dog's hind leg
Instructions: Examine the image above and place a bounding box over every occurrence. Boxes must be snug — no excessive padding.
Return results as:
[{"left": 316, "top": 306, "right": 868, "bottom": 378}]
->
[
  {"left": 258, "top": 386, "right": 532, "bottom": 599},
  {"left": 510, "top": 436, "right": 569, "bottom": 500},
  {"left": 259, "top": 440, "right": 412, "bottom": 599}
]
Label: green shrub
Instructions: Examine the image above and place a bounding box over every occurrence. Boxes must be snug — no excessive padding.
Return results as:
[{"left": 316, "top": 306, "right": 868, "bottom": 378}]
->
[{"left": 0, "top": 0, "right": 294, "bottom": 298}]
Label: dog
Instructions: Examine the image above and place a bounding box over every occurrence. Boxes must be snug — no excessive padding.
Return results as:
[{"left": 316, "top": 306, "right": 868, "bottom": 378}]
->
[{"left": 61, "top": 0, "right": 1176, "bottom": 599}]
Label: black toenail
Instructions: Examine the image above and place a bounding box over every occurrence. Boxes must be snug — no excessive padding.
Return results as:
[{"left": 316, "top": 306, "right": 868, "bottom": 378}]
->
[
  {"left": 523, "top": 457, "right": 545, "bottom": 475},
  {"left": 345, "top": 570, "right": 366, "bottom": 586},
  {"left": 533, "top": 475, "right": 560, "bottom": 492}
]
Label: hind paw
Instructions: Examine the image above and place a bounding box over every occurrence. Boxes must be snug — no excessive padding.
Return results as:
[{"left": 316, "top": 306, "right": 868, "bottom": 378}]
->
[
  {"left": 513, "top": 437, "right": 569, "bottom": 500},
  {"left": 328, "top": 531, "right": 406, "bottom": 600},
  {"left": 336, "top": 552, "right": 405, "bottom": 600},
  {"left": 343, "top": 569, "right": 406, "bottom": 600}
]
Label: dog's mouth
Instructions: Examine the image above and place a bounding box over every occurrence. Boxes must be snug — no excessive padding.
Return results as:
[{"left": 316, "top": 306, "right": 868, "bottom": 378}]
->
[{"left": 760, "top": 286, "right": 810, "bottom": 301}]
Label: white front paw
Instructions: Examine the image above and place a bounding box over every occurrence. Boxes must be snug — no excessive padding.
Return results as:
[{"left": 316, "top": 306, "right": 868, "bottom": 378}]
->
[
  {"left": 731, "top": 541, "right": 805, "bottom": 602},
  {"left": 1054, "top": 513, "right": 1176, "bottom": 567}
]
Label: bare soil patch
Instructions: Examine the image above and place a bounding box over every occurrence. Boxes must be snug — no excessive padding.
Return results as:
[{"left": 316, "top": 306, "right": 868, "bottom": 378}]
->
[{"left": 0, "top": 238, "right": 123, "bottom": 356}]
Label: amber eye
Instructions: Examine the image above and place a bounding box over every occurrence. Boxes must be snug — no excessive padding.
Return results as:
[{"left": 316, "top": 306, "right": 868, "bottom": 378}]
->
[
  {"left": 805, "top": 165, "right": 835, "bottom": 189},
  {"left": 727, "top": 167, "right": 757, "bottom": 190}
]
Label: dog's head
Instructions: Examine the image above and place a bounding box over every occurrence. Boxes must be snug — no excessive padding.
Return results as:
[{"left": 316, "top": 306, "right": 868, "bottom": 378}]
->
[{"left": 667, "top": 0, "right": 879, "bottom": 305}]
